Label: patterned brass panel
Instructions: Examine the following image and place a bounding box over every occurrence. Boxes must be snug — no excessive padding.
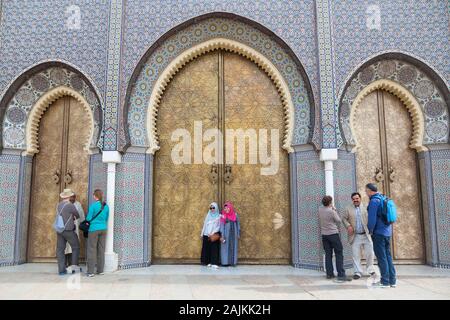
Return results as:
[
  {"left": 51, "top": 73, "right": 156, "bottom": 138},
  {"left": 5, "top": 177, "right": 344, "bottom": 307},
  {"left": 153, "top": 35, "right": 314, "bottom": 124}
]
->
[
  {"left": 66, "top": 97, "right": 90, "bottom": 258},
  {"left": 28, "top": 97, "right": 90, "bottom": 262},
  {"left": 28, "top": 98, "right": 65, "bottom": 262},
  {"left": 354, "top": 91, "right": 384, "bottom": 203},
  {"left": 153, "top": 52, "right": 219, "bottom": 262},
  {"left": 354, "top": 90, "right": 424, "bottom": 262},
  {"left": 383, "top": 91, "right": 424, "bottom": 261},
  {"left": 223, "top": 52, "right": 291, "bottom": 264},
  {"left": 153, "top": 51, "right": 290, "bottom": 263}
]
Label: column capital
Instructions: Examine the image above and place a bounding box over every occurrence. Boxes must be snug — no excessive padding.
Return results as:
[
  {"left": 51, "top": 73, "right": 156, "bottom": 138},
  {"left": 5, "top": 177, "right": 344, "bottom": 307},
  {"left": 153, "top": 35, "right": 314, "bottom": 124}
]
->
[
  {"left": 320, "top": 148, "right": 338, "bottom": 162},
  {"left": 102, "top": 151, "right": 122, "bottom": 163}
]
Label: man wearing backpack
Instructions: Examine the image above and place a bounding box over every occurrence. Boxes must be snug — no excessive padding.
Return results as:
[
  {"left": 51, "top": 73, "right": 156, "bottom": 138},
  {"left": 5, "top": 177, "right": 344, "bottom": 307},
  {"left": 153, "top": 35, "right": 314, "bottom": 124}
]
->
[{"left": 366, "top": 183, "right": 397, "bottom": 288}]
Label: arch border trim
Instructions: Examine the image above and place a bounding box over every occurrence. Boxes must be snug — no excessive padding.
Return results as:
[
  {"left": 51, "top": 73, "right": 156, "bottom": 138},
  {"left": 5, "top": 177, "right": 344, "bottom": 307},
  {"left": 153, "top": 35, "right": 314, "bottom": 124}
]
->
[
  {"left": 25, "top": 86, "right": 95, "bottom": 156},
  {"left": 349, "top": 79, "right": 426, "bottom": 153},
  {"left": 145, "top": 37, "right": 295, "bottom": 154}
]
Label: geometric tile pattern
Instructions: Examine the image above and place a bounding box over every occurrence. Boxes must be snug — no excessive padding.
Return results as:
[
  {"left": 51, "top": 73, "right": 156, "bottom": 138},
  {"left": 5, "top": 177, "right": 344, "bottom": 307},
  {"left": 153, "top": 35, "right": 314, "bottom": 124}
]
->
[
  {"left": 114, "top": 153, "right": 147, "bottom": 268},
  {"left": 121, "top": 1, "right": 320, "bottom": 148},
  {"left": 338, "top": 60, "right": 449, "bottom": 148},
  {"left": 292, "top": 150, "right": 326, "bottom": 269},
  {"left": 0, "top": 1, "right": 448, "bottom": 271},
  {"left": 126, "top": 17, "right": 314, "bottom": 149},
  {"left": 0, "top": 0, "right": 110, "bottom": 104},
  {"left": 103, "top": 0, "right": 123, "bottom": 151},
  {"left": 291, "top": 149, "right": 355, "bottom": 270},
  {"left": 17, "top": 157, "right": 33, "bottom": 264},
  {"left": 88, "top": 153, "right": 108, "bottom": 204},
  {"left": 0, "top": 155, "right": 20, "bottom": 266},
  {"left": 430, "top": 149, "right": 450, "bottom": 267},
  {"left": 334, "top": 150, "right": 357, "bottom": 268},
  {"left": 3, "top": 67, "right": 103, "bottom": 150},
  {"left": 315, "top": 0, "right": 338, "bottom": 148},
  {"left": 331, "top": 0, "right": 449, "bottom": 103}
]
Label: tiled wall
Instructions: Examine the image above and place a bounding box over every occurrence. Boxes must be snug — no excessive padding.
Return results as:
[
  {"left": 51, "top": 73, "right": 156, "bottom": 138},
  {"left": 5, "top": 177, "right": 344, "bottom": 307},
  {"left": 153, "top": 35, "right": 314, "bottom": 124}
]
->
[
  {"left": 290, "top": 149, "right": 326, "bottom": 269},
  {"left": 430, "top": 149, "right": 450, "bottom": 267},
  {"left": 0, "top": 1, "right": 448, "bottom": 269},
  {"left": 114, "top": 153, "right": 151, "bottom": 268},
  {"left": 0, "top": 155, "right": 20, "bottom": 265}
]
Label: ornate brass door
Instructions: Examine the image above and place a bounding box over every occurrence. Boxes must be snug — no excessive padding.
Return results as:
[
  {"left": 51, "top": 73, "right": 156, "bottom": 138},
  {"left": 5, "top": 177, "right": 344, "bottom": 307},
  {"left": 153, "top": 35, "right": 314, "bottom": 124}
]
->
[
  {"left": 153, "top": 52, "right": 220, "bottom": 263},
  {"left": 223, "top": 52, "right": 291, "bottom": 264},
  {"left": 153, "top": 51, "right": 290, "bottom": 263},
  {"left": 354, "top": 90, "right": 424, "bottom": 262},
  {"left": 28, "top": 96, "right": 90, "bottom": 262}
]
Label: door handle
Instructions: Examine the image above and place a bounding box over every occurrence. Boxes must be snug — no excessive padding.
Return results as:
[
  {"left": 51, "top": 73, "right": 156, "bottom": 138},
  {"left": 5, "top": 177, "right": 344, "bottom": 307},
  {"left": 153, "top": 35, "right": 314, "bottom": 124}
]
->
[
  {"left": 210, "top": 163, "right": 218, "bottom": 184},
  {"left": 224, "top": 165, "right": 233, "bottom": 184},
  {"left": 375, "top": 167, "right": 384, "bottom": 183},
  {"left": 389, "top": 166, "right": 396, "bottom": 183},
  {"left": 53, "top": 169, "right": 61, "bottom": 184},
  {"left": 64, "top": 170, "right": 73, "bottom": 185}
]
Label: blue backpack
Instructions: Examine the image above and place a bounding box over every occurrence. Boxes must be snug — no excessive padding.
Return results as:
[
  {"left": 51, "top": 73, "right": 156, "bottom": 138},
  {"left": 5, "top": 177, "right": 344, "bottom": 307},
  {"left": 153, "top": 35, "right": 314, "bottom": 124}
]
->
[{"left": 376, "top": 194, "right": 397, "bottom": 225}]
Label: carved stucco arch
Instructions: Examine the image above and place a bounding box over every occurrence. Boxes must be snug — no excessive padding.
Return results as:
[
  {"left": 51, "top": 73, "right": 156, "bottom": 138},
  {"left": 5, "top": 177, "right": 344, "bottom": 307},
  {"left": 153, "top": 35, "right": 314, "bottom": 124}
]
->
[
  {"left": 25, "top": 86, "right": 95, "bottom": 156},
  {"left": 349, "top": 79, "right": 426, "bottom": 153},
  {"left": 146, "top": 37, "right": 295, "bottom": 154}
]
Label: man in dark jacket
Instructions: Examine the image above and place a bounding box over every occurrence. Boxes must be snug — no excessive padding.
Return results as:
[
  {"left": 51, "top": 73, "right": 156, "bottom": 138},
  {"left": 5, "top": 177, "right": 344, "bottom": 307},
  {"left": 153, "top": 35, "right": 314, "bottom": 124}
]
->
[{"left": 366, "top": 183, "right": 396, "bottom": 288}]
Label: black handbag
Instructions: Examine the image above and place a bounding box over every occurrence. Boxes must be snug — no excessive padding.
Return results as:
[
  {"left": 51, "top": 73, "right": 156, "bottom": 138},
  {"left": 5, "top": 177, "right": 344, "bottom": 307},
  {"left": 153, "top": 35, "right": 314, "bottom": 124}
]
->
[{"left": 80, "top": 202, "right": 105, "bottom": 237}]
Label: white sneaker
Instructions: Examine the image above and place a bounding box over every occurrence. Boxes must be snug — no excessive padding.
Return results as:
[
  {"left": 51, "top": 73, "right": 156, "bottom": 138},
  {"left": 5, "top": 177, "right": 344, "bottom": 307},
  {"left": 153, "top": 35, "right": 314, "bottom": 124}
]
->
[
  {"left": 372, "top": 281, "right": 389, "bottom": 288},
  {"left": 211, "top": 265, "right": 219, "bottom": 269},
  {"left": 87, "top": 273, "right": 95, "bottom": 278},
  {"left": 207, "top": 264, "right": 212, "bottom": 267}
]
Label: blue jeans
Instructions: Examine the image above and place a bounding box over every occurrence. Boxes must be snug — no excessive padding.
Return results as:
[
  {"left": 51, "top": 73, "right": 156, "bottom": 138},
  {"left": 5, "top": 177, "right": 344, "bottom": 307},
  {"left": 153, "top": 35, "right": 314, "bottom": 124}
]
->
[{"left": 372, "top": 234, "right": 396, "bottom": 285}]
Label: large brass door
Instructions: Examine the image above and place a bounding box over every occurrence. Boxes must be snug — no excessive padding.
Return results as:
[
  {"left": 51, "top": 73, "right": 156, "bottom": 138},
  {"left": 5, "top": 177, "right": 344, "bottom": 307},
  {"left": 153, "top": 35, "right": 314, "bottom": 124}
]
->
[
  {"left": 354, "top": 90, "right": 424, "bottom": 262},
  {"left": 28, "top": 96, "right": 90, "bottom": 262},
  {"left": 153, "top": 52, "right": 219, "bottom": 263},
  {"left": 223, "top": 52, "right": 290, "bottom": 264},
  {"left": 153, "top": 51, "right": 290, "bottom": 263}
]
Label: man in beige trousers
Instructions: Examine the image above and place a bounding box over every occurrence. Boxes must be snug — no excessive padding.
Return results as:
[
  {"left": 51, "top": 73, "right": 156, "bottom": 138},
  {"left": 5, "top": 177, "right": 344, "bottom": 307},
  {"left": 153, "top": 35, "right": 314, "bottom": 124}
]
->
[{"left": 342, "top": 192, "right": 376, "bottom": 280}]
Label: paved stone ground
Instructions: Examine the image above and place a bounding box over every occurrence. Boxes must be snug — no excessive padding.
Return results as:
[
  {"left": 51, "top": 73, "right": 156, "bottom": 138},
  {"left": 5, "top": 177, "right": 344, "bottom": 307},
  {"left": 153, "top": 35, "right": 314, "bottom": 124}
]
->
[{"left": 0, "top": 264, "right": 449, "bottom": 300}]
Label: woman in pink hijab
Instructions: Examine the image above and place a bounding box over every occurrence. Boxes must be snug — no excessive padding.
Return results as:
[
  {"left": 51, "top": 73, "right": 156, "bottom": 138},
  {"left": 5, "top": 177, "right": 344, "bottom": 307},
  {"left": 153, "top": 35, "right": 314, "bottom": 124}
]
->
[{"left": 219, "top": 201, "right": 240, "bottom": 266}]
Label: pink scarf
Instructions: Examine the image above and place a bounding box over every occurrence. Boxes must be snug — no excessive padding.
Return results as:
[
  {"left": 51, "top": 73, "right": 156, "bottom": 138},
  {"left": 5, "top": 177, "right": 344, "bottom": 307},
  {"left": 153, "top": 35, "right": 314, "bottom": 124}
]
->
[{"left": 221, "top": 201, "right": 237, "bottom": 223}]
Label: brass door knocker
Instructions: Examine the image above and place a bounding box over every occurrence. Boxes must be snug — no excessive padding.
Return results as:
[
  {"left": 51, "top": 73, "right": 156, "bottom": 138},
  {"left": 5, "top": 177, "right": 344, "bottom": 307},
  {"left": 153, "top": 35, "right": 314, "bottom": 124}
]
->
[
  {"left": 375, "top": 167, "right": 384, "bottom": 183},
  {"left": 210, "top": 163, "right": 218, "bottom": 184},
  {"left": 53, "top": 169, "right": 61, "bottom": 184},
  {"left": 64, "top": 170, "right": 73, "bottom": 185},
  {"left": 224, "top": 165, "right": 233, "bottom": 184},
  {"left": 389, "top": 166, "right": 396, "bottom": 183}
]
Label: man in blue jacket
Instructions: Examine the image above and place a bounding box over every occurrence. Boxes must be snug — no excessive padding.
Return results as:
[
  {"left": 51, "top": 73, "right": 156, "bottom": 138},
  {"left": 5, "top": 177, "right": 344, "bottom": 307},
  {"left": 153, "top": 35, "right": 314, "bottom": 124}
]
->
[{"left": 366, "top": 183, "right": 396, "bottom": 288}]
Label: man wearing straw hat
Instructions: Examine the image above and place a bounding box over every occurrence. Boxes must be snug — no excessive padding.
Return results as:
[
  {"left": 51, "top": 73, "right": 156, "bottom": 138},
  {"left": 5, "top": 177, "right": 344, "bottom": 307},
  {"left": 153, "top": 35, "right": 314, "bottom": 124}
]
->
[
  {"left": 65, "top": 192, "right": 85, "bottom": 271},
  {"left": 56, "top": 188, "right": 81, "bottom": 275}
]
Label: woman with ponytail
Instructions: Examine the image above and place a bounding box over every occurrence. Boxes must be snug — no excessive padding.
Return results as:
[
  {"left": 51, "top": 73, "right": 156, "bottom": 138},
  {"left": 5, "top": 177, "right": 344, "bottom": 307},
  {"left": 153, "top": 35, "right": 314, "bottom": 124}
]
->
[{"left": 86, "top": 189, "right": 109, "bottom": 277}]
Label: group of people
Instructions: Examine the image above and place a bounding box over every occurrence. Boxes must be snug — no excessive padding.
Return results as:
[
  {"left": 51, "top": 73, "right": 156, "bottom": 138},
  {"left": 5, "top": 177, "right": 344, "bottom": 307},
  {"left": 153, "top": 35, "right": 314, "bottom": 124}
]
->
[
  {"left": 55, "top": 183, "right": 397, "bottom": 286},
  {"left": 318, "top": 183, "right": 397, "bottom": 288},
  {"left": 55, "top": 188, "right": 110, "bottom": 278},
  {"left": 200, "top": 201, "right": 241, "bottom": 268}
]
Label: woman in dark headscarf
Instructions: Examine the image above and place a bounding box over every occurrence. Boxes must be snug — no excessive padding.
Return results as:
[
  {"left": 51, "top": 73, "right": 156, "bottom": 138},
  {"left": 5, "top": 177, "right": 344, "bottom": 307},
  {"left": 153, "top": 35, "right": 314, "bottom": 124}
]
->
[
  {"left": 220, "top": 201, "right": 240, "bottom": 266},
  {"left": 200, "top": 202, "right": 221, "bottom": 269}
]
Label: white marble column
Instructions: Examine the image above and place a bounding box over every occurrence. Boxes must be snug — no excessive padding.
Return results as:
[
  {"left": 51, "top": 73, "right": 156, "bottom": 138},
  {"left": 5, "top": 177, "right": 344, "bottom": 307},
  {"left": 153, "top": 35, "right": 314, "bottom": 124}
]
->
[
  {"left": 320, "top": 148, "right": 338, "bottom": 199},
  {"left": 102, "top": 151, "right": 121, "bottom": 272}
]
